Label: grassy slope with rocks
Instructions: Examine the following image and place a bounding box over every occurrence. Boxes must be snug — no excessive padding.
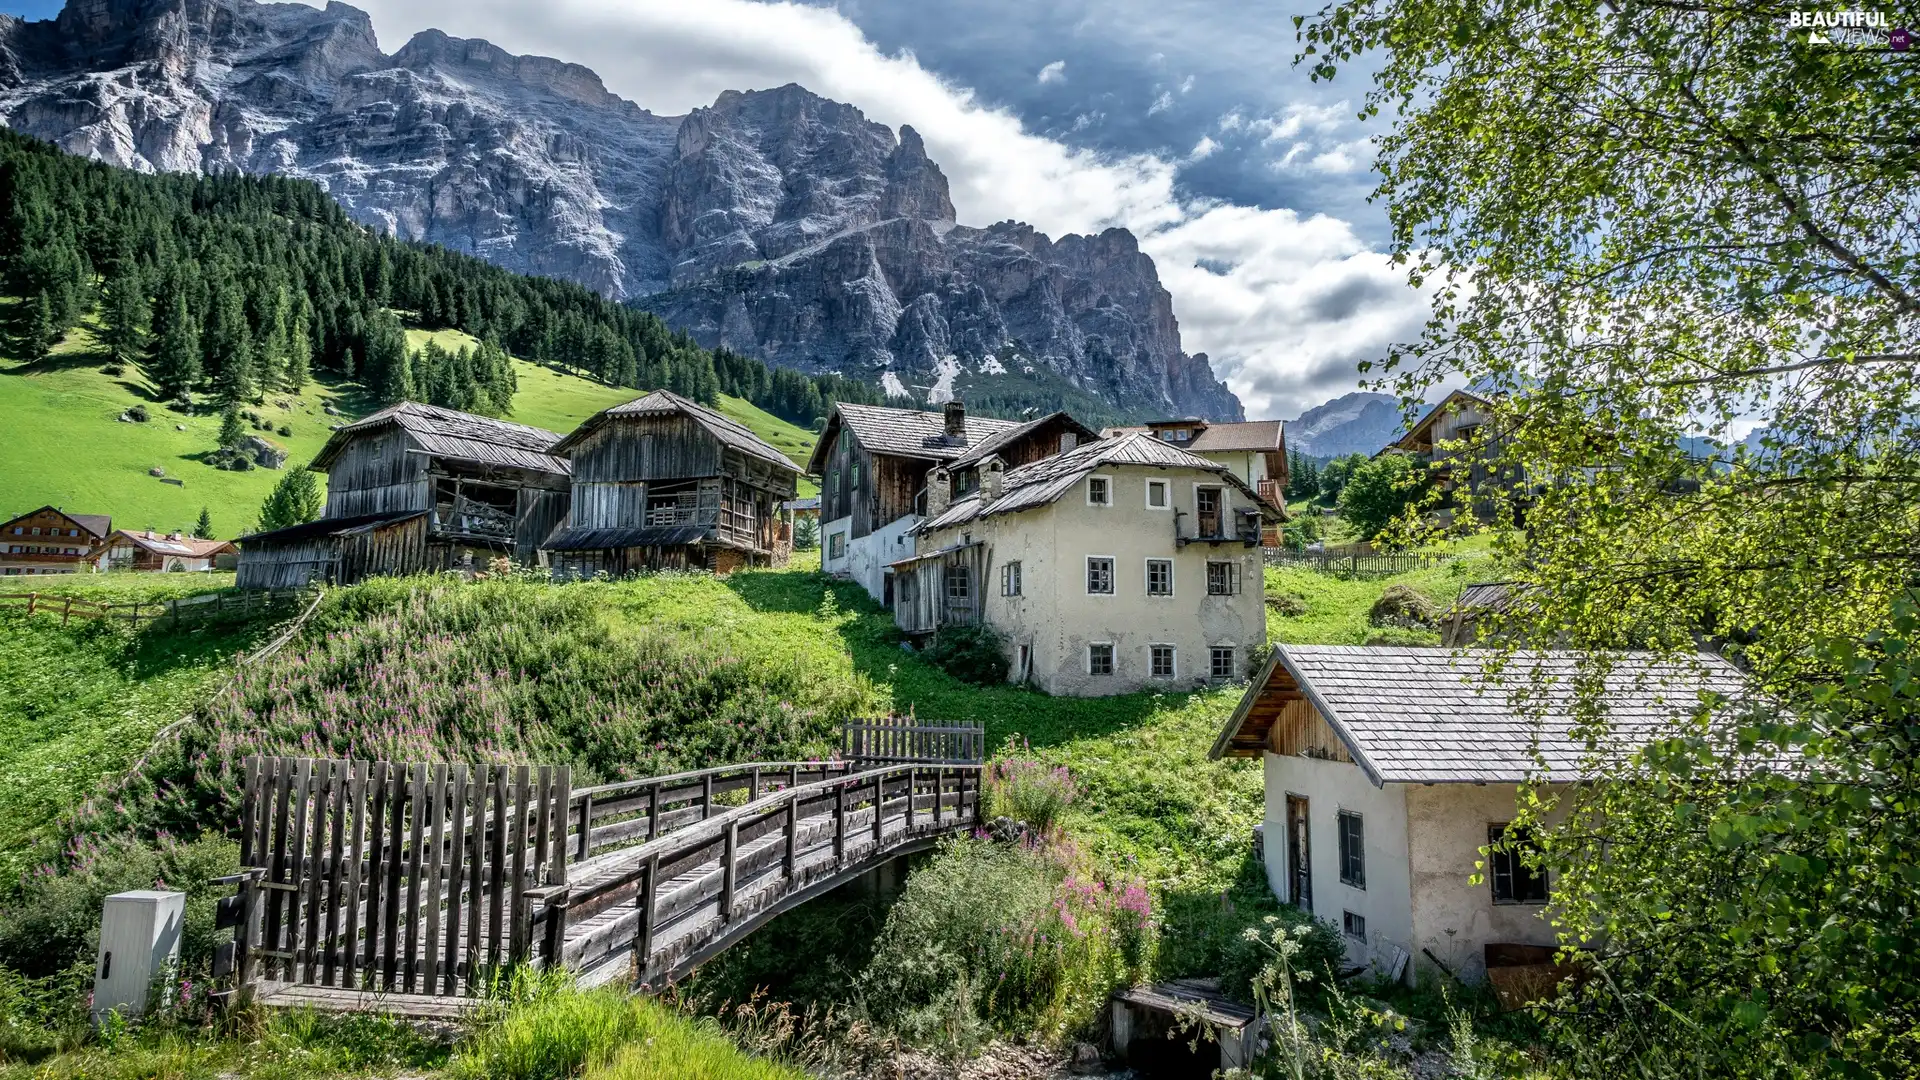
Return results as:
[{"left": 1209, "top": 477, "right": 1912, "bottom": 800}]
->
[{"left": 0, "top": 316, "right": 822, "bottom": 541}]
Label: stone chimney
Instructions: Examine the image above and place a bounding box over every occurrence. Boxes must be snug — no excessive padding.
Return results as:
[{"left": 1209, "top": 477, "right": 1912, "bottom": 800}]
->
[
  {"left": 943, "top": 400, "right": 967, "bottom": 440},
  {"left": 980, "top": 456, "right": 1006, "bottom": 503},
  {"left": 926, "top": 466, "right": 953, "bottom": 517}
]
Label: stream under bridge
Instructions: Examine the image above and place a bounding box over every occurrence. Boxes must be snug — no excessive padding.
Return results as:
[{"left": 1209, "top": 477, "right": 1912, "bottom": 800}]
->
[{"left": 212, "top": 719, "right": 986, "bottom": 1016}]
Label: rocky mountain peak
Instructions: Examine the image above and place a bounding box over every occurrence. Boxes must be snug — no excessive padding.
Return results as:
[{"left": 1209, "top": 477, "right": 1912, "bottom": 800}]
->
[{"left": 1, "top": 0, "right": 1245, "bottom": 421}]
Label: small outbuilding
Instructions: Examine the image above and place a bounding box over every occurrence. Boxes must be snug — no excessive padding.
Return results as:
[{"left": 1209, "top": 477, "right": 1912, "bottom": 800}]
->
[{"left": 1209, "top": 644, "right": 1752, "bottom": 983}]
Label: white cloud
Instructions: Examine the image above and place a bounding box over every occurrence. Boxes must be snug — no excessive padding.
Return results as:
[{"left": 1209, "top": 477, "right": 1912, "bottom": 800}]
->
[
  {"left": 1186, "top": 135, "right": 1220, "bottom": 162},
  {"left": 1147, "top": 90, "right": 1175, "bottom": 115},
  {"left": 1252, "top": 100, "right": 1350, "bottom": 143},
  {"left": 1178, "top": 74, "right": 1195, "bottom": 93},
  {"left": 306, "top": 0, "right": 1420, "bottom": 419},
  {"left": 1037, "top": 59, "right": 1066, "bottom": 84},
  {"left": 1304, "top": 137, "right": 1375, "bottom": 175}
]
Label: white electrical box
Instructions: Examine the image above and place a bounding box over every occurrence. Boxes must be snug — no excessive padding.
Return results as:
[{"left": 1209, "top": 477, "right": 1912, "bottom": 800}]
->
[{"left": 92, "top": 890, "right": 185, "bottom": 1024}]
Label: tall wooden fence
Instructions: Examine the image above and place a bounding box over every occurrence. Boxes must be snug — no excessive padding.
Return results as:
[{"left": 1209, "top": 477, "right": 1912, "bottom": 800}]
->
[{"left": 217, "top": 756, "right": 572, "bottom": 1000}]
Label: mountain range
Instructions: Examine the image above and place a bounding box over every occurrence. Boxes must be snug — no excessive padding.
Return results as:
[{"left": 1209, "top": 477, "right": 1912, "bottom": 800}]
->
[
  {"left": 0, "top": 0, "right": 1242, "bottom": 421},
  {"left": 1280, "top": 391, "right": 1405, "bottom": 458}
]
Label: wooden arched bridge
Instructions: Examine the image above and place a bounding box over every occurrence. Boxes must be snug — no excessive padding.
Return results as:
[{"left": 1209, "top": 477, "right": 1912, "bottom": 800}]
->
[{"left": 213, "top": 719, "right": 986, "bottom": 1015}]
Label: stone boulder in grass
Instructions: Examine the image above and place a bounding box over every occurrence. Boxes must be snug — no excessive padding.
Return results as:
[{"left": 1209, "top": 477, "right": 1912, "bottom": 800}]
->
[
  {"left": 1369, "top": 584, "right": 1439, "bottom": 629},
  {"left": 207, "top": 434, "right": 288, "bottom": 471}
]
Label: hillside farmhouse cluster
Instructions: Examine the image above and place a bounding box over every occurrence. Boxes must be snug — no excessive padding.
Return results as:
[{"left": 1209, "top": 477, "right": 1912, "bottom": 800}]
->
[{"left": 1, "top": 505, "right": 237, "bottom": 576}]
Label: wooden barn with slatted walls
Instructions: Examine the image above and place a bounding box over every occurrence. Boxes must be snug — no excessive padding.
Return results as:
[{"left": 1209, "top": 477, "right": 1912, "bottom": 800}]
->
[
  {"left": 542, "top": 390, "right": 801, "bottom": 577},
  {"left": 235, "top": 403, "right": 572, "bottom": 588}
]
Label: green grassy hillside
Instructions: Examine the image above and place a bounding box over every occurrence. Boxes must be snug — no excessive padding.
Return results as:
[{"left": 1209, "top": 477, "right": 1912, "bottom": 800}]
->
[{"left": 0, "top": 321, "right": 824, "bottom": 541}]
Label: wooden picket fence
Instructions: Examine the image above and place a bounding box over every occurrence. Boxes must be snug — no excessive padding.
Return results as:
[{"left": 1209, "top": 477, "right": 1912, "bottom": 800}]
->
[
  {"left": 842, "top": 715, "right": 987, "bottom": 766},
  {"left": 1263, "top": 549, "right": 1451, "bottom": 577}
]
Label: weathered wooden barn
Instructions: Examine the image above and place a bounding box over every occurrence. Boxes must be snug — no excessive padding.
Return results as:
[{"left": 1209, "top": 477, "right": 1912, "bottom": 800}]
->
[
  {"left": 542, "top": 390, "right": 801, "bottom": 577},
  {"left": 235, "top": 403, "right": 571, "bottom": 588}
]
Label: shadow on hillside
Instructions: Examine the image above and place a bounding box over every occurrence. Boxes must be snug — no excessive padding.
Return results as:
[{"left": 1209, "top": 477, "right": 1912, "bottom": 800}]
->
[{"left": 724, "top": 567, "right": 1194, "bottom": 751}]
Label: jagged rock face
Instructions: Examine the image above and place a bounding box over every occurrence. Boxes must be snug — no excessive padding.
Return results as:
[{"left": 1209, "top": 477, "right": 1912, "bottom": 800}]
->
[
  {"left": 1284, "top": 391, "right": 1404, "bottom": 458},
  {"left": 0, "top": 0, "right": 1244, "bottom": 421}
]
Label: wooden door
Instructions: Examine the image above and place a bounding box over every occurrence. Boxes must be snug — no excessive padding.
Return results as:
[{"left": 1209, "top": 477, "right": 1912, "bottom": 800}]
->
[
  {"left": 1197, "top": 487, "right": 1222, "bottom": 538},
  {"left": 1285, "top": 794, "right": 1312, "bottom": 911}
]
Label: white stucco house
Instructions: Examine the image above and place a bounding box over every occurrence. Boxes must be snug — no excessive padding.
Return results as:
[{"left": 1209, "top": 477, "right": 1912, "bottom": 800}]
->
[
  {"left": 1209, "top": 645, "right": 1751, "bottom": 982},
  {"left": 891, "top": 432, "right": 1282, "bottom": 697}
]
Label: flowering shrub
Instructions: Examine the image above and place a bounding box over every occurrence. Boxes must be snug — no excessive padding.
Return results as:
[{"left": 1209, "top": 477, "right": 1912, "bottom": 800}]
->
[
  {"left": 861, "top": 837, "right": 1153, "bottom": 1052},
  {"left": 986, "top": 739, "right": 1077, "bottom": 838}
]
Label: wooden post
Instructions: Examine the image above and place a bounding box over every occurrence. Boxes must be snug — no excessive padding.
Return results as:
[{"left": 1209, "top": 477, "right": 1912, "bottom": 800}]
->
[
  {"left": 748, "top": 766, "right": 760, "bottom": 803},
  {"left": 421, "top": 763, "right": 448, "bottom": 993},
  {"left": 576, "top": 793, "right": 593, "bottom": 861},
  {"left": 834, "top": 782, "right": 847, "bottom": 865},
  {"left": 934, "top": 766, "right": 944, "bottom": 825},
  {"left": 783, "top": 790, "right": 798, "bottom": 879},
  {"left": 61, "top": 596, "right": 72, "bottom": 625},
  {"left": 872, "top": 770, "right": 885, "bottom": 846},
  {"left": 905, "top": 765, "right": 916, "bottom": 830},
  {"left": 635, "top": 853, "right": 658, "bottom": 984},
  {"left": 25, "top": 592, "right": 35, "bottom": 616},
  {"left": 648, "top": 783, "right": 661, "bottom": 842},
  {"left": 701, "top": 773, "right": 714, "bottom": 820},
  {"left": 721, "top": 818, "right": 739, "bottom": 922},
  {"left": 402, "top": 763, "right": 427, "bottom": 992}
]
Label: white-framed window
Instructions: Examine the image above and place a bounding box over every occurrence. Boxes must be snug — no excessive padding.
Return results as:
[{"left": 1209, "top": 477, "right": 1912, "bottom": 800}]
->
[
  {"left": 29, "top": 527, "right": 39, "bottom": 536},
  {"left": 1086, "top": 475, "right": 1112, "bottom": 506},
  {"left": 1206, "top": 561, "right": 1240, "bottom": 595},
  {"left": 828, "top": 531, "right": 846, "bottom": 560},
  {"left": 1145, "top": 558, "right": 1173, "bottom": 597},
  {"left": 1337, "top": 810, "right": 1366, "bottom": 888},
  {"left": 1001, "top": 561, "right": 1022, "bottom": 596},
  {"left": 1088, "top": 642, "right": 1114, "bottom": 676},
  {"left": 1146, "top": 479, "right": 1170, "bottom": 509},
  {"left": 1149, "top": 644, "right": 1176, "bottom": 678},
  {"left": 1086, "top": 556, "right": 1115, "bottom": 595},
  {"left": 1210, "top": 646, "right": 1235, "bottom": 680}
]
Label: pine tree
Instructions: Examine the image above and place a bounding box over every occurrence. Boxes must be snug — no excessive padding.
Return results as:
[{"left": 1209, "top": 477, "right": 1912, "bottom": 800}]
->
[
  {"left": 21, "top": 292, "right": 56, "bottom": 362},
  {"left": 256, "top": 466, "right": 324, "bottom": 533},
  {"left": 194, "top": 506, "right": 213, "bottom": 539},
  {"left": 218, "top": 405, "right": 245, "bottom": 449},
  {"left": 146, "top": 293, "right": 202, "bottom": 401},
  {"left": 103, "top": 267, "right": 150, "bottom": 365},
  {"left": 285, "top": 294, "right": 313, "bottom": 391}
]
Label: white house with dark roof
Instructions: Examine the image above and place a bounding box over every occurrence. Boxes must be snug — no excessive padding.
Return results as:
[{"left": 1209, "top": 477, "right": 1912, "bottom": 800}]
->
[
  {"left": 1210, "top": 645, "right": 1753, "bottom": 982},
  {"left": 895, "top": 431, "right": 1281, "bottom": 696},
  {"left": 807, "top": 400, "right": 1093, "bottom": 602}
]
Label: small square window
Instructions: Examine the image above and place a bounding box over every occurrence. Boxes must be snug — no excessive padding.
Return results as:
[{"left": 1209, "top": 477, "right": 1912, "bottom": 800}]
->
[
  {"left": 1086, "top": 557, "right": 1114, "bottom": 594},
  {"left": 1338, "top": 810, "right": 1366, "bottom": 889},
  {"left": 828, "top": 532, "right": 846, "bottom": 560},
  {"left": 1087, "top": 476, "right": 1111, "bottom": 505},
  {"left": 1146, "top": 558, "right": 1173, "bottom": 597},
  {"left": 1147, "top": 480, "right": 1169, "bottom": 508},
  {"left": 1343, "top": 910, "right": 1367, "bottom": 941},
  {"left": 1149, "top": 644, "right": 1175, "bottom": 678},
  {"left": 1210, "top": 647, "right": 1235, "bottom": 680},
  {"left": 1001, "top": 561, "right": 1023, "bottom": 596},
  {"left": 945, "top": 564, "right": 970, "bottom": 600},
  {"left": 1088, "top": 643, "right": 1114, "bottom": 676},
  {"left": 29, "top": 527, "right": 39, "bottom": 536},
  {"left": 1489, "top": 824, "right": 1549, "bottom": 904},
  {"left": 1207, "top": 561, "right": 1239, "bottom": 596}
]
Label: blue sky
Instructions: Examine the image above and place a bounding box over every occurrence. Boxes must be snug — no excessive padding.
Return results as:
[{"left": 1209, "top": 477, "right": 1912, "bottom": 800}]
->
[{"left": 2, "top": 0, "right": 1426, "bottom": 419}]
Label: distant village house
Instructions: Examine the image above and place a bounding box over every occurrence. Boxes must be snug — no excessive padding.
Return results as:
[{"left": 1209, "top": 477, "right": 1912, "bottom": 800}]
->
[
  {"left": 1210, "top": 644, "right": 1750, "bottom": 983},
  {"left": 90, "top": 530, "right": 237, "bottom": 573},
  {"left": 0, "top": 506, "right": 111, "bottom": 575},
  {"left": 898, "top": 432, "right": 1280, "bottom": 695},
  {"left": 542, "top": 390, "right": 800, "bottom": 577},
  {"left": 236, "top": 403, "right": 571, "bottom": 589},
  {"left": 1382, "top": 390, "right": 1515, "bottom": 524}
]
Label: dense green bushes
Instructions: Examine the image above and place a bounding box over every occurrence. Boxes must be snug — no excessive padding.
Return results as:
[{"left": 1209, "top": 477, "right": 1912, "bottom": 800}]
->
[{"left": 922, "top": 624, "right": 1009, "bottom": 686}]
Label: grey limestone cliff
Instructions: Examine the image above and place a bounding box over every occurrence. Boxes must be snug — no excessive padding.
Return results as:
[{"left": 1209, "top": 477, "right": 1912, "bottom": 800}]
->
[{"left": 0, "top": 0, "right": 1243, "bottom": 421}]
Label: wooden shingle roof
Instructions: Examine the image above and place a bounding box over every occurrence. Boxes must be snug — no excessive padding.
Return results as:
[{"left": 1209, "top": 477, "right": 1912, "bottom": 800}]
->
[
  {"left": 1210, "top": 645, "right": 1755, "bottom": 786},
  {"left": 805, "top": 403, "right": 1020, "bottom": 473},
  {"left": 313, "top": 402, "right": 571, "bottom": 475},
  {"left": 552, "top": 390, "right": 799, "bottom": 472}
]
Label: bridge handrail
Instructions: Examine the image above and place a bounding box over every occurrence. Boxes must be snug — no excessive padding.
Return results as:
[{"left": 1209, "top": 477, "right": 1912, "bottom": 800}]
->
[{"left": 564, "top": 760, "right": 862, "bottom": 864}]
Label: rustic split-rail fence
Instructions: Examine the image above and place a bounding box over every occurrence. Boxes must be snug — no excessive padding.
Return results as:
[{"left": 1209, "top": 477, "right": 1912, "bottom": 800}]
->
[
  {"left": 0, "top": 588, "right": 309, "bottom": 629},
  {"left": 213, "top": 717, "right": 988, "bottom": 1016}
]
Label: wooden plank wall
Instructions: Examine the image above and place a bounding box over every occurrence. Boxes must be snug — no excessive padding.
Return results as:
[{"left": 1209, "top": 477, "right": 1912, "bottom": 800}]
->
[
  {"left": 323, "top": 432, "right": 431, "bottom": 519},
  {"left": 1268, "top": 697, "right": 1353, "bottom": 762},
  {"left": 226, "top": 755, "right": 570, "bottom": 999},
  {"left": 236, "top": 539, "right": 338, "bottom": 589}
]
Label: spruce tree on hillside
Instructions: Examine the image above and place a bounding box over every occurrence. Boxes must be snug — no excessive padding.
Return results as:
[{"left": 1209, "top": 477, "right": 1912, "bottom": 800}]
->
[
  {"left": 285, "top": 294, "right": 313, "bottom": 391},
  {"left": 147, "top": 293, "right": 202, "bottom": 401},
  {"left": 218, "top": 405, "right": 245, "bottom": 450},
  {"left": 102, "top": 268, "right": 150, "bottom": 365},
  {"left": 206, "top": 284, "right": 256, "bottom": 406},
  {"left": 194, "top": 506, "right": 213, "bottom": 539},
  {"left": 21, "top": 292, "right": 56, "bottom": 361},
  {"left": 255, "top": 466, "right": 323, "bottom": 533}
]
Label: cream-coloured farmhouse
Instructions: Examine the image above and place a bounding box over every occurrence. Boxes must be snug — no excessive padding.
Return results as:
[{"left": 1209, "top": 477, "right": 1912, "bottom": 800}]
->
[
  {"left": 1210, "top": 645, "right": 1750, "bottom": 982},
  {"left": 892, "top": 432, "right": 1281, "bottom": 696}
]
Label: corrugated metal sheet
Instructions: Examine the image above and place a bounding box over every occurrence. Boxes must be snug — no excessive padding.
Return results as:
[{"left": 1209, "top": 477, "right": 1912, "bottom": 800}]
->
[
  {"left": 314, "top": 402, "right": 571, "bottom": 475},
  {"left": 552, "top": 390, "right": 799, "bottom": 472},
  {"left": 543, "top": 524, "right": 711, "bottom": 550}
]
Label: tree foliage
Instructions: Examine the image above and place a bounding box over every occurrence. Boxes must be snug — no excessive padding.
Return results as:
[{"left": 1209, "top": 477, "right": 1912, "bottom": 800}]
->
[
  {"left": 1301, "top": 0, "right": 1920, "bottom": 1072},
  {"left": 255, "top": 466, "right": 323, "bottom": 534},
  {"left": 1334, "top": 453, "right": 1420, "bottom": 540}
]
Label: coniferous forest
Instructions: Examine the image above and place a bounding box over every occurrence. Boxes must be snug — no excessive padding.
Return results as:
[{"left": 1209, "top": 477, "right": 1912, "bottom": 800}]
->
[{"left": 0, "top": 129, "right": 883, "bottom": 426}]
